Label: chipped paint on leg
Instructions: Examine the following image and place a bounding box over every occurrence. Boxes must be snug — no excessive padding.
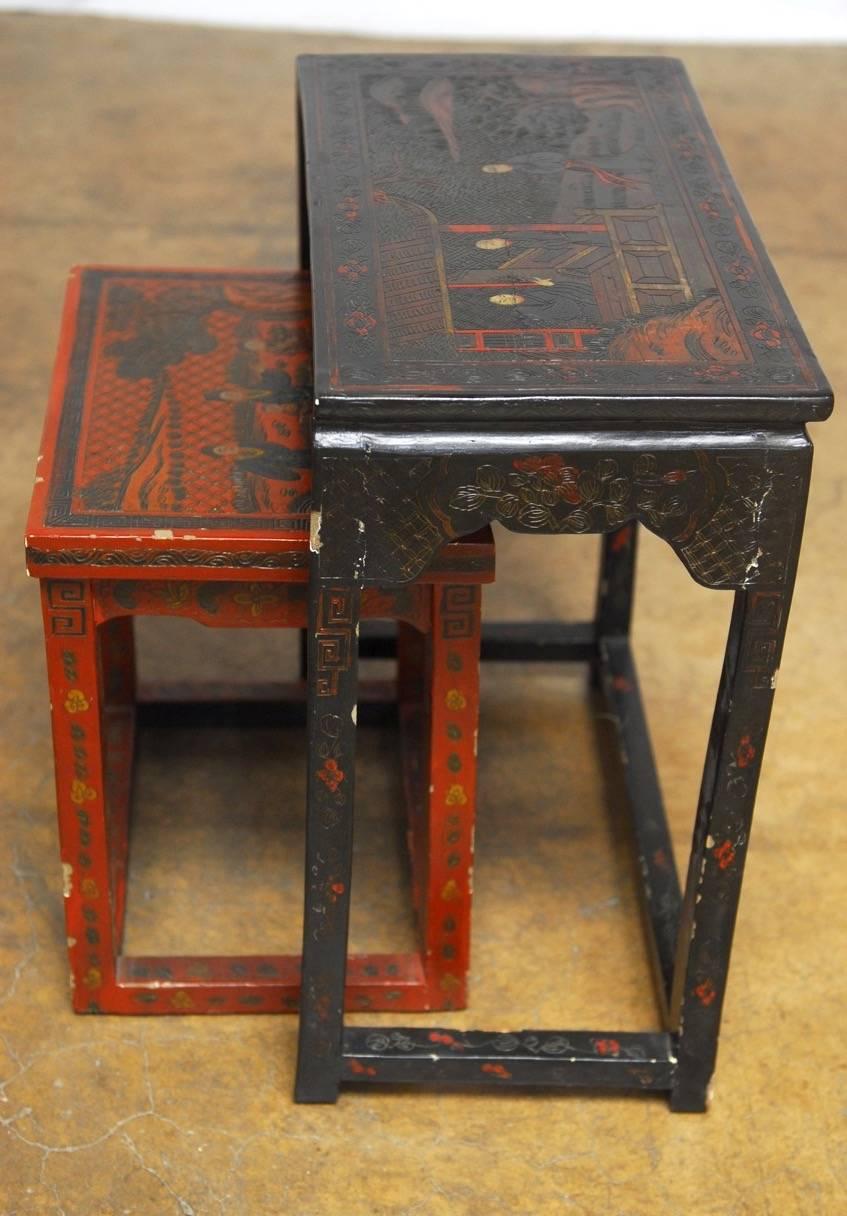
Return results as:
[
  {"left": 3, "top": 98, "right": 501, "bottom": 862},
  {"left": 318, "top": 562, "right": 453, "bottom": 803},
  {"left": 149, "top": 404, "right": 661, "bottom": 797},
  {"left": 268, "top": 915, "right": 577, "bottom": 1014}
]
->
[
  {"left": 744, "top": 546, "right": 763, "bottom": 582},
  {"left": 309, "top": 509, "right": 322, "bottom": 553}
]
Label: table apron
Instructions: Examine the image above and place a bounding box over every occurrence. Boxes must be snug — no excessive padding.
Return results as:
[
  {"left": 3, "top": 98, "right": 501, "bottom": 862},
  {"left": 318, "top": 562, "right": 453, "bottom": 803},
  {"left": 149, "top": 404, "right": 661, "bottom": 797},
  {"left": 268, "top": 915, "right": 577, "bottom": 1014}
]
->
[{"left": 310, "top": 426, "right": 812, "bottom": 592}]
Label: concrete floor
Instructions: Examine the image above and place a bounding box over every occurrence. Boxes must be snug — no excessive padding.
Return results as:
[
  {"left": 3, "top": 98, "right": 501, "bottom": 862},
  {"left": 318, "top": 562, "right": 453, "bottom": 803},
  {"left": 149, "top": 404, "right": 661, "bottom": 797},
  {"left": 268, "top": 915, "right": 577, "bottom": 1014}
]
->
[{"left": 2, "top": 16, "right": 846, "bottom": 1214}]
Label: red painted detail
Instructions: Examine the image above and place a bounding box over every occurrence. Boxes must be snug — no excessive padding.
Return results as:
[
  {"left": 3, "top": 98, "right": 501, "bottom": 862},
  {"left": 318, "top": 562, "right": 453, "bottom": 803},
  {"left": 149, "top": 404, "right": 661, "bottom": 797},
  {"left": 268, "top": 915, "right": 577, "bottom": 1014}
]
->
[
  {"left": 751, "top": 321, "right": 782, "bottom": 349},
  {"left": 454, "top": 327, "right": 598, "bottom": 354},
  {"left": 345, "top": 310, "right": 377, "bottom": 337},
  {"left": 694, "top": 979, "right": 717, "bottom": 1006},
  {"left": 736, "top": 735, "right": 756, "bottom": 768},
  {"left": 610, "top": 525, "right": 633, "bottom": 552},
  {"left": 593, "top": 1038, "right": 621, "bottom": 1056},
  {"left": 337, "top": 195, "right": 360, "bottom": 220},
  {"left": 337, "top": 260, "right": 368, "bottom": 282},
  {"left": 728, "top": 258, "right": 754, "bottom": 284},
  {"left": 513, "top": 453, "right": 564, "bottom": 477},
  {"left": 317, "top": 757, "right": 345, "bottom": 793},
  {"left": 662, "top": 470, "right": 688, "bottom": 483},
  {"left": 693, "top": 364, "right": 743, "bottom": 383},
  {"left": 330, "top": 882, "right": 346, "bottom": 897},
  {"left": 612, "top": 675, "right": 633, "bottom": 693},
  {"left": 349, "top": 1058, "right": 377, "bottom": 1077},
  {"left": 512, "top": 455, "right": 582, "bottom": 503},
  {"left": 653, "top": 848, "right": 669, "bottom": 870},
  {"left": 563, "top": 159, "right": 641, "bottom": 189},
  {"left": 712, "top": 841, "right": 736, "bottom": 870},
  {"left": 429, "top": 1031, "right": 463, "bottom": 1049},
  {"left": 481, "top": 1063, "right": 512, "bottom": 1079}
]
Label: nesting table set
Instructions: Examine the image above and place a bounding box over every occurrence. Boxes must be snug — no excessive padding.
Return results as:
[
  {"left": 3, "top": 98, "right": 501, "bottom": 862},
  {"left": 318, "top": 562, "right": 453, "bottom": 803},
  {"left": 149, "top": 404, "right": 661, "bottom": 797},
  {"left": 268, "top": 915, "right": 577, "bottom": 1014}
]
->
[{"left": 28, "top": 54, "right": 831, "bottom": 1112}]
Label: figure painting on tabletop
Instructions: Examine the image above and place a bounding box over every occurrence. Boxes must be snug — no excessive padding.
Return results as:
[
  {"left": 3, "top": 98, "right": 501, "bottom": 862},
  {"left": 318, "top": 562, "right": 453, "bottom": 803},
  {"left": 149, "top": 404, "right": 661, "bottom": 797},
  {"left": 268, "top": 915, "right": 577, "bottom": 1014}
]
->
[
  {"left": 55, "top": 271, "right": 312, "bottom": 532},
  {"left": 308, "top": 57, "right": 811, "bottom": 397}
]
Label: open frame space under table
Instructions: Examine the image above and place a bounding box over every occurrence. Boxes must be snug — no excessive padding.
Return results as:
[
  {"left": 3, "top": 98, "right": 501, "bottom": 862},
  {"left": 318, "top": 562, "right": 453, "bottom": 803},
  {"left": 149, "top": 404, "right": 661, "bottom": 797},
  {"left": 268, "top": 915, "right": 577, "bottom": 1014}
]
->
[{"left": 294, "top": 53, "right": 832, "bottom": 1111}]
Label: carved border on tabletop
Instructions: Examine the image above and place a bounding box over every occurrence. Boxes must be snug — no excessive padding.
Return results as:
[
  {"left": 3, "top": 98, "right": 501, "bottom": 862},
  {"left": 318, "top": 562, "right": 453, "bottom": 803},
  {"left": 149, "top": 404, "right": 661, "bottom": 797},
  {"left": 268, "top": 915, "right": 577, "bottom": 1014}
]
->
[{"left": 28, "top": 548, "right": 307, "bottom": 571}]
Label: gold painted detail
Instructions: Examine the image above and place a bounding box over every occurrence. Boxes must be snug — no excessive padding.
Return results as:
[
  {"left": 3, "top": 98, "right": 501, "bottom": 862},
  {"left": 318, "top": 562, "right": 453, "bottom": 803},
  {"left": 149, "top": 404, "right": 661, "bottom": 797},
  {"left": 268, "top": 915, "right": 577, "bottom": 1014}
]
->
[
  {"left": 64, "top": 689, "right": 89, "bottom": 714},
  {"left": 233, "top": 584, "right": 282, "bottom": 616}
]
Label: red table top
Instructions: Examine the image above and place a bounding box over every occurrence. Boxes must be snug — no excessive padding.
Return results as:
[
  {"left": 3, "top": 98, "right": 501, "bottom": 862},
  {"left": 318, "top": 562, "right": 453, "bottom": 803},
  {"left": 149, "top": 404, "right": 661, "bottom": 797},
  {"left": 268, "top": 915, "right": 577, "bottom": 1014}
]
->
[
  {"left": 27, "top": 268, "right": 314, "bottom": 574},
  {"left": 26, "top": 267, "right": 494, "bottom": 582}
]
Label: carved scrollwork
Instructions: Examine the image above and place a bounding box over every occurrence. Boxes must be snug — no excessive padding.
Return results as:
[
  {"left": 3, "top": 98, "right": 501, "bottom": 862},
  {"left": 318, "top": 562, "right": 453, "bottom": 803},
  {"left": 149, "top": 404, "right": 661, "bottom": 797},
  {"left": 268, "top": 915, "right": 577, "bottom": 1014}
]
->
[
  {"left": 27, "top": 547, "right": 307, "bottom": 571},
  {"left": 355, "top": 1029, "right": 653, "bottom": 1060},
  {"left": 448, "top": 453, "right": 694, "bottom": 534},
  {"left": 317, "top": 439, "right": 807, "bottom": 594}
]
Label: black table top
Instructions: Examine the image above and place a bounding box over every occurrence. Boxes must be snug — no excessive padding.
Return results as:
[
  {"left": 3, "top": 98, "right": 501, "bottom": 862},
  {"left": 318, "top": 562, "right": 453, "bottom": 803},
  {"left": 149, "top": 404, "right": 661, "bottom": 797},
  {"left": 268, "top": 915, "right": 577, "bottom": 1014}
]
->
[{"left": 297, "top": 54, "right": 831, "bottom": 427}]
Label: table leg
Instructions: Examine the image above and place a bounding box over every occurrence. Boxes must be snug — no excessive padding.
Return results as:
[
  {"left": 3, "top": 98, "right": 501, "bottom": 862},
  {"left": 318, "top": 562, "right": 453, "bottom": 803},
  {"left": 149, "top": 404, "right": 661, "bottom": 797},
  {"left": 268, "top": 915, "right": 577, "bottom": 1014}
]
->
[
  {"left": 596, "top": 523, "right": 638, "bottom": 639},
  {"left": 295, "top": 565, "right": 361, "bottom": 1103},
  {"left": 40, "top": 579, "right": 118, "bottom": 1010},
  {"left": 96, "top": 614, "right": 136, "bottom": 954},
  {"left": 669, "top": 582, "right": 796, "bottom": 1111},
  {"left": 421, "top": 584, "right": 482, "bottom": 1007}
]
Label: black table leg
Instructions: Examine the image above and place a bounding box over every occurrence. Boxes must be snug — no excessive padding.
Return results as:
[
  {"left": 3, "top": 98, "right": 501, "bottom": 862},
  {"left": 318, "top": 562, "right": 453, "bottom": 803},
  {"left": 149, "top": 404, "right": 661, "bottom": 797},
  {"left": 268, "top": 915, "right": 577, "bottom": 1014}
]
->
[
  {"left": 295, "top": 560, "right": 361, "bottom": 1104},
  {"left": 591, "top": 522, "right": 638, "bottom": 687},
  {"left": 669, "top": 578, "right": 798, "bottom": 1111},
  {"left": 596, "top": 522, "right": 638, "bottom": 639},
  {"left": 293, "top": 435, "right": 812, "bottom": 1108}
]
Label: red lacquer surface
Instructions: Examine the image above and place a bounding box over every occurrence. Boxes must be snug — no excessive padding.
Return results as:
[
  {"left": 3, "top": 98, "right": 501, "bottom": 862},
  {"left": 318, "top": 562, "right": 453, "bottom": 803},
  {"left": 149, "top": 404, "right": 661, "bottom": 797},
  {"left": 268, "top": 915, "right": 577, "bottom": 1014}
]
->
[{"left": 31, "top": 267, "right": 494, "bottom": 1013}]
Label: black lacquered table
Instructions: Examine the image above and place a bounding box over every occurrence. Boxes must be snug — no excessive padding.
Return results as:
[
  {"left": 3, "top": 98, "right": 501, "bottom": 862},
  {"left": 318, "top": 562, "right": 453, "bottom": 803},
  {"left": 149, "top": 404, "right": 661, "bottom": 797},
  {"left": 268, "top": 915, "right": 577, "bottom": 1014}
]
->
[{"left": 293, "top": 53, "right": 832, "bottom": 1110}]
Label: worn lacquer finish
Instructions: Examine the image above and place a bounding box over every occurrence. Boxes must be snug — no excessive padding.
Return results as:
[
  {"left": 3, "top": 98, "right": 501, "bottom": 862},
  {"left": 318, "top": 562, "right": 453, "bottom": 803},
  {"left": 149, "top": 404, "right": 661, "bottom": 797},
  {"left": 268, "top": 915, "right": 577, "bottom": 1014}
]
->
[
  {"left": 298, "top": 54, "right": 831, "bottom": 422},
  {"left": 27, "top": 268, "right": 312, "bottom": 577},
  {"left": 28, "top": 268, "right": 493, "bottom": 1015},
  {"left": 312, "top": 429, "right": 810, "bottom": 590},
  {"left": 295, "top": 53, "right": 829, "bottom": 1111}
]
